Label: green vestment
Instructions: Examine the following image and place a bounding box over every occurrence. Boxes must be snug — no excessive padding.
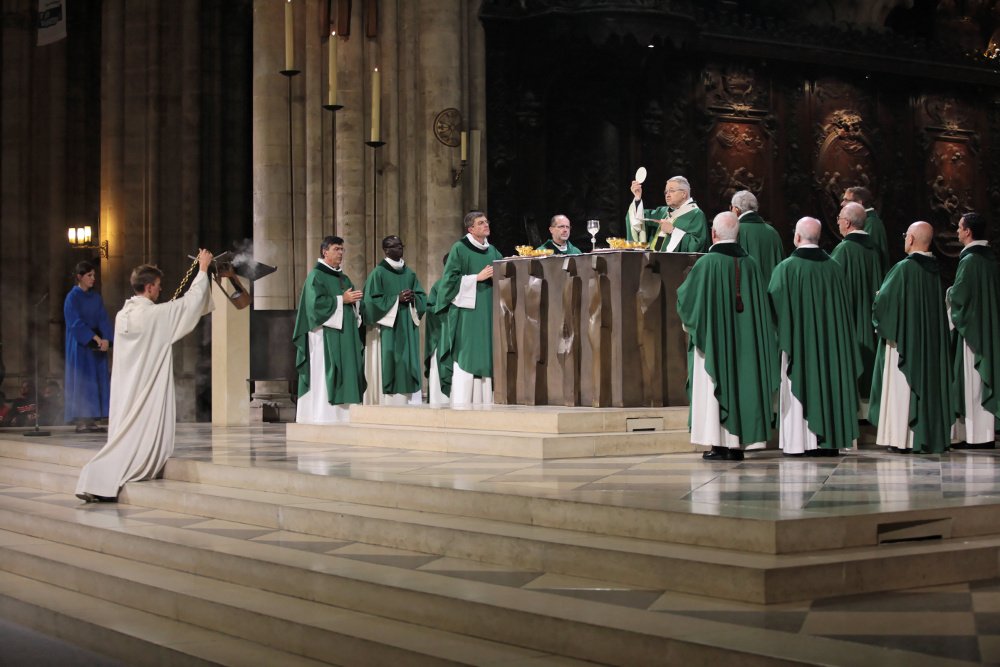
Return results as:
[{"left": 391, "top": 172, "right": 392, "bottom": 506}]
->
[
  {"left": 950, "top": 244, "right": 1000, "bottom": 420},
  {"left": 292, "top": 262, "right": 366, "bottom": 404},
  {"left": 424, "top": 278, "right": 452, "bottom": 396},
  {"left": 433, "top": 237, "right": 503, "bottom": 378},
  {"left": 830, "top": 232, "right": 885, "bottom": 401},
  {"left": 362, "top": 261, "right": 427, "bottom": 396},
  {"left": 536, "top": 238, "right": 583, "bottom": 255},
  {"left": 677, "top": 243, "right": 779, "bottom": 445},
  {"left": 869, "top": 253, "right": 952, "bottom": 453},
  {"left": 626, "top": 201, "right": 709, "bottom": 253},
  {"left": 736, "top": 211, "right": 785, "bottom": 284},
  {"left": 865, "top": 209, "right": 890, "bottom": 271},
  {"left": 768, "top": 247, "right": 862, "bottom": 449}
]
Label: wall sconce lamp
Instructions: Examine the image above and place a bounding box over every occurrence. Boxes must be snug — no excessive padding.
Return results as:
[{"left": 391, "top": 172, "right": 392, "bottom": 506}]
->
[{"left": 67, "top": 225, "right": 109, "bottom": 259}]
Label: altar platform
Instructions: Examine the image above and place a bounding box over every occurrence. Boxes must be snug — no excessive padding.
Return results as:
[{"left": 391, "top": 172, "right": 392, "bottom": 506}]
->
[{"left": 0, "top": 416, "right": 998, "bottom": 665}]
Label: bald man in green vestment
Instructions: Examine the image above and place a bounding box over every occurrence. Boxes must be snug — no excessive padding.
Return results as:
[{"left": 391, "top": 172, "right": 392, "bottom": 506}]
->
[
  {"left": 842, "top": 186, "right": 889, "bottom": 271},
  {"left": 949, "top": 212, "right": 1000, "bottom": 449},
  {"left": 831, "top": 201, "right": 885, "bottom": 420},
  {"left": 626, "top": 176, "right": 709, "bottom": 253},
  {"left": 677, "top": 211, "right": 778, "bottom": 461},
  {"left": 768, "top": 217, "right": 861, "bottom": 457},
  {"left": 870, "top": 222, "right": 952, "bottom": 453},
  {"left": 732, "top": 190, "right": 784, "bottom": 285}
]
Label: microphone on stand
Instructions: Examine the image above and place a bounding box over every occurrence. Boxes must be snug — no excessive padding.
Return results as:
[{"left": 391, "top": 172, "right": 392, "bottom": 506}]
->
[{"left": 24, "top": 292, "right": 51, "bottom": 437}]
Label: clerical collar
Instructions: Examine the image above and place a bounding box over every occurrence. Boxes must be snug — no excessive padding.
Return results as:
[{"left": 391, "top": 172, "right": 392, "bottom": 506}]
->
[
  {"left": 865, "top": 207, "right": 875, "bottom": 213},
  {"left": 709, "top": 240, "right": 737, "bottom": 248},
  {"left": 847, "top": 230, "right": 869, "bottom": 235},
  {"left": 385, "top": 257, "right": 405, "bottom": 270},
  {"left": 466, "top": 233, "right": 490, "bottom": 250},
  {"left": 737, "top": 211, "right": 754, "bottom": 221},
  {"left": 319, "top": 258, "right": 342, "bottom": 272},
  {"left": 552, "top": 241, "right": 568, "bottom": 252},
  {"left": 908, "top": 251, "right": 934, "bottom": 257},
  {"left": 966, "top": 240, "right": 989, "bottom": 249},
  {"left": 798, "top": 243, "right": 819, "bottom": 248}
]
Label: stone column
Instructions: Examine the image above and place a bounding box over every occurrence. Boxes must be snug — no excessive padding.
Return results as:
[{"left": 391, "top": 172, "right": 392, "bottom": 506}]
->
[{"left": 252, "top": 0, "right": 298, "bottom": 310}]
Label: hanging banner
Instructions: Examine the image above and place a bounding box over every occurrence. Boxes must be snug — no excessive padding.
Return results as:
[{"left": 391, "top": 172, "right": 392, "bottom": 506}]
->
[{"left": 37, "top": 0, "right": 67, "bottom": 46}]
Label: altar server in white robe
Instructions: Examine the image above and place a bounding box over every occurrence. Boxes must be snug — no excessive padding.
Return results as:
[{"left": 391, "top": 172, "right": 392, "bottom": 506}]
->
[{"left": 75, "top": 250, "right": 214, "bottom": 502}]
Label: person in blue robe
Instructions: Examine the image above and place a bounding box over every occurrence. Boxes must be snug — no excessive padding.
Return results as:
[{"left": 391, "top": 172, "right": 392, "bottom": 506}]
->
[{"left": 64, "top": 261, "right": 113, "bottom": 432}]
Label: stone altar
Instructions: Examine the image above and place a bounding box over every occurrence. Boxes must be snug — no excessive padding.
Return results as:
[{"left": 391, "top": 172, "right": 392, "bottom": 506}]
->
[{"left": 492, "top": 251, "right": 700, "bottom": 408}]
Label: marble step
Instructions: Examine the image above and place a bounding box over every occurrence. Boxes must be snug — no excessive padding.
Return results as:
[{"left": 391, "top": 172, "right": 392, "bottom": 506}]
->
[
  {"left": 347, "top": 404, "right": 692, "bottom": 434},
  {"left": 0, "top": 492, "right": 954, "bottom": 667},
  {"left": 286, "top": 421, "right": 695, "bottom": 458},
  {"left": 0, "top": 569, "right": 330, "bottom": 667},
  {"left": 2, "top": 455, "right": 999, "bottom": 605},
  {"left": 0, "top": 528, "right": 581, "bottom": 666},
  {"left": 5, "top": 442, "right": 1000, "bottom": 560}
]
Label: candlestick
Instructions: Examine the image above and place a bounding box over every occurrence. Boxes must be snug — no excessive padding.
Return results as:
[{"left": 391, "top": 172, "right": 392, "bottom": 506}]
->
[
  {"left": 370, "top": 68, "right": 381, "bottom": 142},
  {"left": 460, "top": 131, "right": 467, "bottom": 162}
]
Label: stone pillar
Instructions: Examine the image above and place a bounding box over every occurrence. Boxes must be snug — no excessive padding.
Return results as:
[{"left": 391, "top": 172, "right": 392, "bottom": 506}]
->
[
  {"left": 252, "top": 0, "right": 298, "bottom": 310},
  {"left": 211, "top": 282, "right": 250, "bottom": 425}
]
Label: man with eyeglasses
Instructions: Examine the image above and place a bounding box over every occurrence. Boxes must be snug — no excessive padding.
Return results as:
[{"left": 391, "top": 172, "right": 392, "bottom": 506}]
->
[
  {"left": 362, "top": 235, "right": 427, "bottom": 406},
  {"left": 731, "top": 190, "right": 784, "bottom": 284},
  {"left": 536, "top": 214, "right": 582, "bottom": 255},
  {"left": 433, "top": 211, "right": 503, "bottom": 406},
  {"left": 842, "top": 186, "right": 889, "bottom": 269},
  {"left": 870, "top": 221, "right": 952, "bottom": 454},
  {"left": 627, "top": 176, "right": 709, "bottom": 253},
  {"left": 293, "top": 236, "right": 366, "bottom": 424},
  {"left": 831, "top": 201, "right": 885, "bottom": 420},
  {"left": 948, "top": 212, "right": 999, "bottom": 449}
]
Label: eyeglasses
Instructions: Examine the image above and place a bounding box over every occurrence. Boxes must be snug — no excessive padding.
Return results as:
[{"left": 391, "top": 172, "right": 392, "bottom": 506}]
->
[{"left": 665, "top": 189, "right": 683, "bottom": 194}]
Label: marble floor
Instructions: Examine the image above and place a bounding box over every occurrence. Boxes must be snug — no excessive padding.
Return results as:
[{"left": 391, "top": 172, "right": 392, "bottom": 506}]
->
[{"left": 7, "top": 423, "right": 1000, "bottom": 664}]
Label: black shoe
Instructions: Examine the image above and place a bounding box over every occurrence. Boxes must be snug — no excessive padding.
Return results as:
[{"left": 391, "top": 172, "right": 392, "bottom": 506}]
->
[
  {"left": 702, "top": 446, "right": 731, "bottom": 461},
  {"left": 783, "top": 452, "right": 804, "bottom": 458},
  {"left": 728, "top": 449, "right": 745, "bottom": 461},
  {"left": 949, "top": 441, "right": 993, "bottom": 450},
  {"left": 809, "top": 448, "right": 840, "bottom": 457},
  {"left": 75, "top": 492, "right": 117, "bottom": 503},
  {"left": 887, "top": 446, "right": 899, "bottom": 453}
]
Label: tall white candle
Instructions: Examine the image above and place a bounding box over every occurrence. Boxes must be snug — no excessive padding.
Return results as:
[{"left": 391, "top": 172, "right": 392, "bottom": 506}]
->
[
  {"left": 460, "top": 131, "right": 467, "bottom": 162},
  {"left": 371, "top": 68, "right": 381, "bottom": 141},
  {"left": 284, "top": 0, "right": 294, "bottom": 71},
  {"left": 327, "top": 32, "right": 338, "bottom": 106}
]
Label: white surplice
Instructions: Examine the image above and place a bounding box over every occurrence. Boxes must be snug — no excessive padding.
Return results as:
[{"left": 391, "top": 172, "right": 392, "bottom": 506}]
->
[{"left": 76, "top": 271, "right": 214, "bottom": 498}]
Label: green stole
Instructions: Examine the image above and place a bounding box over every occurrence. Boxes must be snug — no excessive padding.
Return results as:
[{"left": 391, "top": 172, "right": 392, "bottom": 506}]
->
[
  {"left": 869, "top": 253, "right": 952, "bottom": 452},
  {"left": 768, "top": 247, "right": 861, "bottom": 448},
  {"left": 292, "top": 261, "right": 366, "bottom": 404},
  {"left": 677, "top": 243, "right": 778, "bottom": 445},
  {"left": 537, "top": 238, "right": 582, "bottom": 255},
  {"left": 362, "top": 260, "right": 427, "bottom": 395},
  {"left": 434, "top": 237, "right": 503, "bottom": 378},
  {"left": 950, "top": 244, "right": 1000, "bottom": 420},
  {"left": 830, "top": 232, "right": 885, "bottom": 400}
]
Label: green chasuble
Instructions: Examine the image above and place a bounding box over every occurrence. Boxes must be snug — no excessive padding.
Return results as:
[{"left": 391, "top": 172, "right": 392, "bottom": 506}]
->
[
  {"left": 362, "top": 261, "right": 427, "bottom": 395},
  {"left": 768, "top": 247, "right": 862, "bottom": 449},
  {"left": 292, "top": 262, "right": 366, "bottom": 404},
  {"left": 677, "top": 243, "right": 779, "bottom": 445},
  {"left": 864, "top": 209, "right": 890, "bottom": 271},
  {"left": 536, "top": 238, "right": 583, "bottom": 255},
  {"left": 626, "top": 201, "right": 709, "bottom": 253},
  {"left": 736, "top": 211, "right": 785, "bottom": 284},
  {"left": 950, "top": 244, "right": 1000, "bottom": 420},
  {"left": 433, "top": 237, "right": 503, "bottom": 378},
  {"left": 424, "top": 278, "right": 452, "bottom": 395},
  {"left": 869, "top": 253, "right": 952, "bottom": 453},
  {"left": 830, "top": 232, "right": 885, "bottom": 401}
]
